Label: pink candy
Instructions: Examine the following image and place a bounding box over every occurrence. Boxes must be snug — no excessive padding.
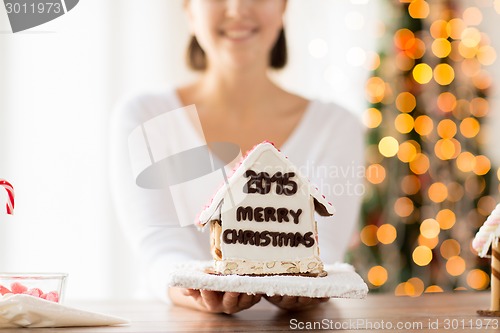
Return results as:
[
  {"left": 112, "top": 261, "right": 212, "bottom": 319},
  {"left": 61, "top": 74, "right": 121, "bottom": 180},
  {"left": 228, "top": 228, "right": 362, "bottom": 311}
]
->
[
  {"left": 10, "top": 282, "right": 27, "bottom": 294},
  {"left": 0, "top": 282, "right": 60, "bottom": 302},
  {"left": 41, "top": 291, "right": 59, "bottom": 302},
  {"left": 0, "top": 285, "right": 11, "bottom": 295},
  {"left": 25, "top": 288, "right": 43, "bottom": 297}
]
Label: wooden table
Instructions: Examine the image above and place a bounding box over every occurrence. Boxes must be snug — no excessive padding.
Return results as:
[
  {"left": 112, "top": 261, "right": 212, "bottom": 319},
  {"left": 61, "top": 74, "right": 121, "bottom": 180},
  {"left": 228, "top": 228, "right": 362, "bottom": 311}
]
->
[{"left": 2, "top": 292, "right": 498, "bottom": 332}]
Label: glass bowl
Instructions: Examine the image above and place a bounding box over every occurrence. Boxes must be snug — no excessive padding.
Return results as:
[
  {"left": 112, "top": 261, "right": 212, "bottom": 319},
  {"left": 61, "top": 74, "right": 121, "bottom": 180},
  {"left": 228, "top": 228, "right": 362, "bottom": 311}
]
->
[{"left": 0, "top": 273, "right": 67, "bottom": 303}]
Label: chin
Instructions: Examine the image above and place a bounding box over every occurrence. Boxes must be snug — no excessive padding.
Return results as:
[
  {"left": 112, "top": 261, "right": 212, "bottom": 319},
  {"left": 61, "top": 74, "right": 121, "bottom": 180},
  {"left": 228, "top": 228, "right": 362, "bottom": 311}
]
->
[{"left": 219, "top": 53, "right": 266, "bottom": 71}]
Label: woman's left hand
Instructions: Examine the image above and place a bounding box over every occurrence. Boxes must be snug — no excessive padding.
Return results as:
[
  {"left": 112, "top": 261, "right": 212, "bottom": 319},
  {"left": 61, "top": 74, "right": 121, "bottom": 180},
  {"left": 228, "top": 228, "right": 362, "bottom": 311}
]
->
[{"left": 264, "top": 295, "right": 329, "bottom": 311}]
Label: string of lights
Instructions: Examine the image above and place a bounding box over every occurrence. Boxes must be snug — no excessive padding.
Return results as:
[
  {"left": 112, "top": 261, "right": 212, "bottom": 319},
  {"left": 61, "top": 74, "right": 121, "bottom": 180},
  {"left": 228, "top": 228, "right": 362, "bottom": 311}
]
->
[{"left": 348, "top": 0, "right": 500, "bottom": 296}]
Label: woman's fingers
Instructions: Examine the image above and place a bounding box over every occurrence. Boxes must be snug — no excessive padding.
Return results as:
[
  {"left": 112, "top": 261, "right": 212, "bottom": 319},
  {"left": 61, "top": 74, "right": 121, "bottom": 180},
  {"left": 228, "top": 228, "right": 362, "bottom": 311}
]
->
[
  {"left": 265, "top": 295, "right": 282, "bottom": 304},
  {"left": 200, "top": 290, "right": 223, "bottom": 311},
  {"left": 183, "top": 288, "right": 199, "bottom": 297},
  {"left": 185, "top": 290, "right": 264, "bottom": 314},
  {"left": 297, "top": 296, "right": 313, "bottom": 306},
  {"left": 238, "top": 293, "right": 261, "bottom": 310},
  {"left": 264, "top": 294, "right": 329, "bottom": 311},
  {"left": 222, "top": 292, "right": 240, "bottom": 312},
  {"left": 279, "top": 296, "right": 299, "bottom": 308}
]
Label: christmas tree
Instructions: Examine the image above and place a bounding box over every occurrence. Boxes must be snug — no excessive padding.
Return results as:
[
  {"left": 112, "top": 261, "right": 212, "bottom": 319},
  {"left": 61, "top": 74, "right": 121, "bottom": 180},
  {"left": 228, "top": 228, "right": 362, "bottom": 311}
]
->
[{"left": 349, "top": 0, "right": 499, "bottom": 295}]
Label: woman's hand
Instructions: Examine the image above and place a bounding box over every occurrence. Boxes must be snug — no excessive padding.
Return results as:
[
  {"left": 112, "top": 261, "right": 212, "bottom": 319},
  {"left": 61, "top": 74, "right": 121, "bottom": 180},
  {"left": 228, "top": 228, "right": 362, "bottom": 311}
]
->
[
  {"left": 170, "top": 287, "right": 262, "bottom": 314},
  {"left": 264, "top": 295, "right": 329, "bottom": 311}
]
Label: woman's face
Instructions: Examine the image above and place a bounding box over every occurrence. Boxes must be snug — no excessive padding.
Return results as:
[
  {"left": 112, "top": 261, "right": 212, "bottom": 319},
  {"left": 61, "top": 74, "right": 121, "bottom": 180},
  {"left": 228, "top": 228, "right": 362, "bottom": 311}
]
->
[{"left": 186, "top": 0, "right": 286, "bottom": 70}]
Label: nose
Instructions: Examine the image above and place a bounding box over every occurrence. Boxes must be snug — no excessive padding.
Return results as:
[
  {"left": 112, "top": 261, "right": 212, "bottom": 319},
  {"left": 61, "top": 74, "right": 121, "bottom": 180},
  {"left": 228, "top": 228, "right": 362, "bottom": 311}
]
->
[{"left": 226, "top": 0, "right": 250, "bottom": 18}]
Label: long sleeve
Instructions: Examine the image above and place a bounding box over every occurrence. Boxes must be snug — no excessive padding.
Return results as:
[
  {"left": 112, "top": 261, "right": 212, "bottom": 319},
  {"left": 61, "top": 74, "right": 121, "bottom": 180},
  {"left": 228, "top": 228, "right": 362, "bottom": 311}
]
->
[
  {"left": 109, "top": 91, "right": 211, "bottom": 302},
  {"left": 283, "top": 101, "right": 365, "bottom": 264}
]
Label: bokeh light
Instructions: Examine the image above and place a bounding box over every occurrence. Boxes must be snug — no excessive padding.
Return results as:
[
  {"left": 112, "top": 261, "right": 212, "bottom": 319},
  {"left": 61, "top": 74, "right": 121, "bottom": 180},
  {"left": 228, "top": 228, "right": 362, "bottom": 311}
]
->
[
  {"left": 401, "top": 175, "right": 421, "bottom": 195},
  {"left": 462, "top": 58, "right": 482, "bottom": 77},
  {"left": 394, "top": 28, "right": 415, "bottom": 50},
  {"left": 430, "top": 19, "right": 448, "bottom": 39},
  {"left": 395, "top": 282, "right": 407, "bottom": 296},
  {"left": 460, "top": 117, "right": 480, "bottom": 138},
  {"left": 447, "top": 18, "right": 466, "bottom": 40},
  {"left": 456, "top": 152, "right": 476, "bottom": 173},
  {"left": 414, "top": 115, "right": 433, "bottom": 136},
  {"left": 428, "top": 182, "right": 448, "bottom": 203},
  {"left": 473, "top": 155, "right": 491, "bottom": 175},
  {"left": 360, "top": 225, "right": 379, "bottom": 246},
  {"left": 463, "top": 7, "right": 483, "bottom": 26},
  {"left": 379, "top": 136, "right": 399, "bottom": 157},
  {"left": 365, "top": 51, "right": 381, "bottom": 71},
  {"left": 377, "top": 224, "right": 397, "bottom": 245},
  {"left": 413, "top": 246, "right": 433, "bottom": 266},
  {"left": 472, "top": 70, "right": 493, "bottom": 90},
  {"left": 436, "top": 209, "right": 456, "bottom": 230},
  {"left": 437, "top": 119, "right": 457, "bottom": 139},
  {"left": 396, "top": 92, "right": 417, "bottom": 113},
  {"left": 405, "top": 38, "right": 426, "bottom": 59},
  {"left": 368, "top": 266, "right": 388, "bottom": 287},
  {"left": 420, "top": 219, "right": 440, "bottom": 239},
  {"left": 447, "top": 182, "right": 465, "bottom": 202},
  {"left": 363, "top": 108, "right": 383, "bottom": 128},
  {"left": 408, "top": 0, "right": 429, "bottom": 19},
  {"left": 395, "top": 114, "right": 414, "bottom": 134},
  {"left": 434, "top": 138, "right": 460, "bottom": 160},
  {"left": 409, "top": 153, "right": 430, "bottom": 174},
  {"left": 466, "top": 269, "right": 489, "bottom": 290},
  {"left": 465, "top": 175, "right": 486, "bottom": 198},
  {"left": 437, "top": 92, "right": 457, "bottom": 113},
  {"left": 366, "top": 77, "right": 386, "bottom": 103},
  {"left": 446, "top": 256, "right": 466, "bottom": 276},
  {"left": 406, "top": 277, "right": 425, "bottom": 297},
  {"left": 477, "top": 196, "right": 497, "bottom": 216},
  {"left": 459, "top": 42, "right": 477, "bottom": 59},
  {"left": 425, "top": 285, "right": 444, "bottom": 293},
  {"left": 477, "top": 45, "right": 497, "bottom": 66},
  {"left": 432, "top": 38, "right": 452, "bottom": 58},
  {"left": 461, "top": 27, "right": 481, "bottom": 48},
  {"left": 398, "top": 140, "right": 418, "bottom": 163},
  {"left": 440, "top": 239, "right": 460, "bottom": 259},
  {"left": 366, "top": 164, "right": 386, "bottom": 184},
  {"left": 434, "top": 63, "right": 455, "bottom": 85},
  {"left": 413, "top": 63, "right": 433, "bottom": 84},
  {"left": 418, "top": 234, "right": 439, "bottom": 249},
  {"left": 394, "top": 197, "right": 414, "bottom": 218}
]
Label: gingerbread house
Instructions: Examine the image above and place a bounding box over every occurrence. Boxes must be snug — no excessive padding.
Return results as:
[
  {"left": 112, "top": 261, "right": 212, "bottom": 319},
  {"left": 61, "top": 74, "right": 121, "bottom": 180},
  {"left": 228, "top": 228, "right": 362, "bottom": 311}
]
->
[{"left": 197, "top": 142, "right": 335, "bottom": 276}]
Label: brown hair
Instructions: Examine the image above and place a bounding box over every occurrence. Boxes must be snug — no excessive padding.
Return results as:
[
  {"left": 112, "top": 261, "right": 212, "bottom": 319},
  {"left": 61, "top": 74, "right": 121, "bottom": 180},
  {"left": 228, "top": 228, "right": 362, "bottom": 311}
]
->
[{"left": 186, "top": 28, "right": 288, "bottom": 70}]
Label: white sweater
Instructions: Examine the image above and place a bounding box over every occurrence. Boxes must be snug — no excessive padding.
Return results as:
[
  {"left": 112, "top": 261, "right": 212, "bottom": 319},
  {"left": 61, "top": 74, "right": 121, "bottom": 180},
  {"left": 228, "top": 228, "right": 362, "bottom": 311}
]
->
[{"left": 109, "top": 89, "right": 365, "bottom": 301}]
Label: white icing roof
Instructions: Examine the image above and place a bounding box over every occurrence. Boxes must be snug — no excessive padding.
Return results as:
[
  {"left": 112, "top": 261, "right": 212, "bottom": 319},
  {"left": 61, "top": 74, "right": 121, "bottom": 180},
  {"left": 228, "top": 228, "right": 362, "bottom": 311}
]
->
[{"left": 197, "top": 142, "right": 335, "bottom": 227}]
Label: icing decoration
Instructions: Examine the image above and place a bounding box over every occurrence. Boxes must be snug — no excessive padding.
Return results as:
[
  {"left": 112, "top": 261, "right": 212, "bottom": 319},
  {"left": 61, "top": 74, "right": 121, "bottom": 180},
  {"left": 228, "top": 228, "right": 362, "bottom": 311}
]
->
[
  {"left": 473, "top": 204, "right": 500, "bottom": 258},
  {"left": 473, "top": 203, "right": 500, "bottom": 315},
  {"left": 197, "top": 142, "right": 336, "bottom": 276}
]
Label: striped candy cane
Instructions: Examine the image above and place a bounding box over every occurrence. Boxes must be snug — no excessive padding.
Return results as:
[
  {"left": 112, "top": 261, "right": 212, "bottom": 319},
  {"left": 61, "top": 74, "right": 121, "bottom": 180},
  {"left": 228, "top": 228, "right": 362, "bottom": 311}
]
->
[
  {"left": 492, "top": 241, "right": 500, "bottom": 312},
  {"left": 0, "top": 179, "right": 14, "bottom": 215}
]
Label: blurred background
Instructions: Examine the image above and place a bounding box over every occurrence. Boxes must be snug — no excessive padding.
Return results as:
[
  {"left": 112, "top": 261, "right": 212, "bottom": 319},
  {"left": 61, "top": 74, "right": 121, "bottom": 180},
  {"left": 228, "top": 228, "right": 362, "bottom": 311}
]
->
[{"left": 0, "top": 0, "right": 498, "bottom": 300}]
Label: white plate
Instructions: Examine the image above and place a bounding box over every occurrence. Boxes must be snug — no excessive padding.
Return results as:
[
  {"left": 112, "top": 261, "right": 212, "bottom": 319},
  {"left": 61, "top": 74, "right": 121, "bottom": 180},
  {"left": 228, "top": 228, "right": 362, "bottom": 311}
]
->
[
  {"left": 167, "top": 261, "right": 368, "bottom": 299},
  {"left": 0, "top": 294, "right": 129, "bottom": 328}
]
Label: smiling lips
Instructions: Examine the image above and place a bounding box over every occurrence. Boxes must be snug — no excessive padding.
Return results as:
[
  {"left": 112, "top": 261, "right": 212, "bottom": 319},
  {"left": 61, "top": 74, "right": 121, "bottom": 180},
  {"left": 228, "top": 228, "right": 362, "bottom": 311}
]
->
[{"left": 221, "top": 28, "right": 258, "bottom": 40}]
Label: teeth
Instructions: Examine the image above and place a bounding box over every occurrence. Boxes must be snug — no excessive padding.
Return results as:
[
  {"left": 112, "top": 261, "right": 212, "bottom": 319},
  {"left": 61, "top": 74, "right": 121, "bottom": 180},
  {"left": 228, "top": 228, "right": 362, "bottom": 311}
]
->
[{"left": 225, "top": 30, "right": 253, "bottom": 39}]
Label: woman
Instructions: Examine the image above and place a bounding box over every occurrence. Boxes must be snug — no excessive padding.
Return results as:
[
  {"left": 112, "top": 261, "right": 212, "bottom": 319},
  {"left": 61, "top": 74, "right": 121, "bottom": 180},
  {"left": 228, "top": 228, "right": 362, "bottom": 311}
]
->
[{"left": 110, "top": 0, "right": 364, "bottom": 314}]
